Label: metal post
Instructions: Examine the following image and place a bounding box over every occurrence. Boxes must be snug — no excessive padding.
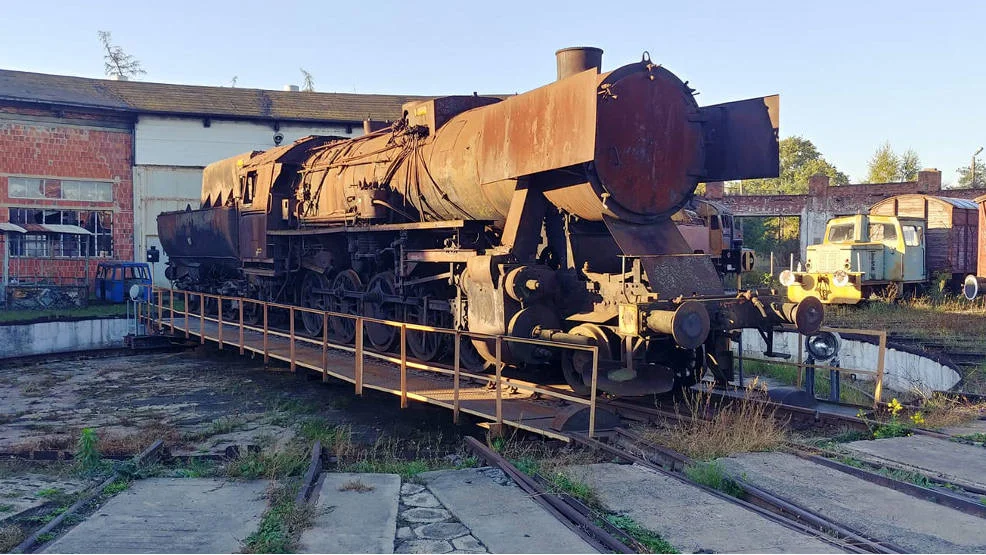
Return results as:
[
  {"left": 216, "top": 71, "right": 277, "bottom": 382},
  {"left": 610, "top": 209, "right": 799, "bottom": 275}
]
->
[
  {"left": 795, "top": 333, "right": 803, "bottom": 388},
  {"left": 829, "top": 368, "right": 840, "bottom": 402},
  {"left": 355, "top": 318, "right": 364, "bottom": 395},
  {"left": 217, "top": 297, "right": 223, "bottom": 350},
  {"left": 589, "top": 346, "right": 598, "bottom": 439},
  {"left": 453, "top": 331, "right": 461, "bottom": 425},
  {"left": 495, "top": 336, "right": 503, "bottom": 431},
  {"left": 157, "top": 289, "right": 163, "bottom": 323},
  {"left": 238, "top": 300, "right": 244, "bottom": 355},
  {"left": 737, "top": 333, "right": 744, "bottom": 387},
  {"left": 874, "top": 332, "right": 886, "bottom": 408},
  {"left": 400, "top": 324, "right": 407, "bottom": 409},
  {"left": 169, "top": 289, "right": 175, "bottom": 333},
  {"left": 321, "top": 312, "right": 328, "bottom": 382},
  {"left": 289, "top": 306, "right": 296, "bottom": 372},
  {"left": 199, "top": 293, "right": 205, "bottom": 345},
  {"left": 183, "top": 290, "right": 189, "bottom": 338},
  {"left": 263, "top": 303, "right": 269, "bottom": 364},
  {"left": 804, "top": 361, "right": 815, "bottom": 397}
]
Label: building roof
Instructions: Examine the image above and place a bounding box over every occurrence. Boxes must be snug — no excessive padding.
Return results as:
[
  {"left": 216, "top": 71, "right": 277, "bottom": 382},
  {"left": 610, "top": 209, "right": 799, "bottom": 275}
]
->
[{"left": 0, "top": 68, "right": 428, "bottom": 123}]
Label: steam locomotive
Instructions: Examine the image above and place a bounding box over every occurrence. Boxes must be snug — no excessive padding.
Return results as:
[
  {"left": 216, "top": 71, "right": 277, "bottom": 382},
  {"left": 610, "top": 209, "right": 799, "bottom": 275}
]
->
[{"left": 158, "top": 47, "right": 823, "bottom": 396}]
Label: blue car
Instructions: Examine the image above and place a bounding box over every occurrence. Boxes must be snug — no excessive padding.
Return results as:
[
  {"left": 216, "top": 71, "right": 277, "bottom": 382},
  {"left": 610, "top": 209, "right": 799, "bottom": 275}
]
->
[{"left": 94, "top": 262, "right": 152, "bottom": 303}]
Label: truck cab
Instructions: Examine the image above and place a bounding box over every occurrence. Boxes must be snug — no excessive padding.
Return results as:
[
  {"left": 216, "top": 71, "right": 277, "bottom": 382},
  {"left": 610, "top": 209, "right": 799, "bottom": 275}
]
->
[{"left": 782, "top": 214, "right": 926, "bottom": 304}]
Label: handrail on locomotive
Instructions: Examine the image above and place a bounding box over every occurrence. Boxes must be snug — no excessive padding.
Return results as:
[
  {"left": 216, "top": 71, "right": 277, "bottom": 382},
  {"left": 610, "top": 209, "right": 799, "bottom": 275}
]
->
[{"left": 156, "top": 47, "right": 823, "bottom": 396}]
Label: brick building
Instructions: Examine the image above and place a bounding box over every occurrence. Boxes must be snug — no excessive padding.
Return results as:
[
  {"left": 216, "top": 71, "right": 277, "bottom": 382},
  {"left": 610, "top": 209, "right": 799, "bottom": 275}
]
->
[
  {"left": 0, "top": 69, "right": 420, "bottom": 287},
  {"left": 0, "top": 103, "right": 135, "bottom": 284}
]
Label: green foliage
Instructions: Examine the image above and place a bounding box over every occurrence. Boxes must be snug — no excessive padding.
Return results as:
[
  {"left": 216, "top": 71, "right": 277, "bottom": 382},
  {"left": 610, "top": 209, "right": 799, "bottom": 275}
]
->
[
  {"left": 958, "top": 433, "right": 986, "bottom": 444},
  {"left": 604, "top": 514, "right": 678, "bottom": 553},
  {"left": 344, "top": 458, "right": 431, "bottom": 479},
  {"left": 169, "top": 458, "right": 219, "bottom": 478},
  {"left": 0, "top": 504, "right": 13, "bottom": 513},
  {"left": 75, "top": 428, "right": 103, "bottom": 475},
  {"left": 865, "top": 399, "right": 913, "bottom": 439},
  {"left": 957, "top": 159, "right": 986, "bottom": 188},
  {"left": 545, "top": 472, "right": 597, "bottom": 506},
  {"left": 735, "top": 136, "right": 849, "bottom": 194},
  {"left": 684, "top": 461, "right": 744, "bottom": 497},
  {"left": 36, "top": 487, "right": 63, "bottom": 498},
  {"left": 0, "top": 303, "right": 127, "bottom": 324},
  {"left": 226, "top": 448, "right": 309, "bottom": 480},
  {"left": 103, "top": 479, "right": 131, "bottom": 495},
  {"left": 866, "top": 142, "right": 921, "bottom": 183},
  {"left": 243, "top": 483, "right": 315, "bottom": 554},
  {"left": 36, "top": 532, "right": 56, "bottom": 543}
]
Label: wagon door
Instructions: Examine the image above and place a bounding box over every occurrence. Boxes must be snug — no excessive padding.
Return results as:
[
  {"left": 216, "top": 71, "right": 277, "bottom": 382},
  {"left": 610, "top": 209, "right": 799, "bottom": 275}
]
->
[{"left": 901, "top": 223, "right": 926, "bottom": 281}]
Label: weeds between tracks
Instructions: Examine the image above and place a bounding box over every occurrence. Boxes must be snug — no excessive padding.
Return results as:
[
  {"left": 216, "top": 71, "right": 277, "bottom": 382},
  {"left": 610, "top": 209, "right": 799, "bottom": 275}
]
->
[{"left": 639, "top": 381, "right": 787, "bottom": 461}]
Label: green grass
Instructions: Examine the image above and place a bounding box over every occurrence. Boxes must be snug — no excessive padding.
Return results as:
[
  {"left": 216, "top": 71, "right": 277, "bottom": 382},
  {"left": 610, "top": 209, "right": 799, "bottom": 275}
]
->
[
  {"left": 102, "top": 479, "right": 131, "bottom": 495},
  {"left": 35, "top": 487, "right": 63, "bottom": 498},
  {"left": 604, "top": 514, "right": 678, "bottom": 553},
  {"left": 958, "top": 433, "right": 986, "bottom": 444},
  {"left": 243, "top": 482, "right": 315, "bottom": 554},
  {"left": 683, "top": 461, "right": 744, "bottom": 497},
  {"left": 226, "top": 447, "right": 310, "bottom": 481},
  {"left": 0, "top": 302, "right": 128, "bottom": 323}
]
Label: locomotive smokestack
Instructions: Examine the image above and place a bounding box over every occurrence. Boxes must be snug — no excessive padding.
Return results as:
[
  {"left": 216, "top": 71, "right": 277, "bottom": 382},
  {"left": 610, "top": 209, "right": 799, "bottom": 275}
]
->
[{"left": 555, "top": 46, "right": 603, "bottom": 80}]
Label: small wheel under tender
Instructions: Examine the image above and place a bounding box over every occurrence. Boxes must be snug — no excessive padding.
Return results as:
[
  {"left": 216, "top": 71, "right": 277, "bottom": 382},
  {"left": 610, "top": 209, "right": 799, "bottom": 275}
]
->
[{"left": 560, "top": 324, "right": 614, "bottom": 396}]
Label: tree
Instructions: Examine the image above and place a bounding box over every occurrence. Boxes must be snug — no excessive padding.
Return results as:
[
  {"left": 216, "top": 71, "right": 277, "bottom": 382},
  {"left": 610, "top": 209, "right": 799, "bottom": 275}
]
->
[
  {"left": 735, "top": 136, "right": 849, "bottom": 194},
  {"left": 300, "top": 68, "right": 315, "bottom": 92},
  {"left": 97, "top": 31, "right": 145, "bottom": 80},
  {"left": 899, "top": 149, "right": 921, "bottom": 181},
  {"left": 957, "top": 160, "right": 986, "bottom": 188},
  {"left": 866, "top": 142, "right": 900, "bottom": 183},
  {"left": 866, "top": 142, "right": 921, "bottom": 182}
]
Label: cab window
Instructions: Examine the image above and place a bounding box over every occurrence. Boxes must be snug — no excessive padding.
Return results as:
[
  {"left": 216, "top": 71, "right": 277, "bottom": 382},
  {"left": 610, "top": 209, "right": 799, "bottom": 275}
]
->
[
  {"left": 868, "top": 223, "right": 898, "bottom": 242},
  {"left": 902, "top": 225, "right": 923, "bottom": 247},
  {"left": 827, "top": 223, "right": 856, "bottom": 242},
  {"left": 710, "top": 216, "right": 720, "bottom": 230}
]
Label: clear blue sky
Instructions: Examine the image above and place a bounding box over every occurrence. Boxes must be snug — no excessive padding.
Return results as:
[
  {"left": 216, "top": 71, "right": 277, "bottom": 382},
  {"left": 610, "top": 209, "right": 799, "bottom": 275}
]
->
[{"left": 1, "top": 0, "right": 983, "bottom": 185}]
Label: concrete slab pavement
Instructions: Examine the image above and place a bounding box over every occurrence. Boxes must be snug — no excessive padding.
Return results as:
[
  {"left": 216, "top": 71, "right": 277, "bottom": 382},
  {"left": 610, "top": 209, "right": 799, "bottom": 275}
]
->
[
  {"left": 298, "top": 472, "right": 401, "bottom": 554},
  {"left": 845, "top": 435, "right": 986, "bottom": 489},
  {"left": 42, "top": 478, "right": 269, "bottom": 554},
  {"left": 418, "top": 467, "right": 598, "bottom": 554},
  {"left": 722, "top": 451, "right": 986, "bottom": 553},
  {"left": 566, "top": 462, "right": 843, "bottom": 554}
]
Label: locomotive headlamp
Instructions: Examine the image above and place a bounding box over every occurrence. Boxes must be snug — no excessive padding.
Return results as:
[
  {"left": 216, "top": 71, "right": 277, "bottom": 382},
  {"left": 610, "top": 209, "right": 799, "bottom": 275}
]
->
[
  {"left": 805, "top": 331, "right": 840, "bottom": 362},
  {"left": 964, "top": 274, "right": 983, "bottom": 301},
  {"left": 779, "top": 270, "right": 797, "bottom": 287},
  {"left": 832, "top": 270, "right": 850, "bottom": 288}
]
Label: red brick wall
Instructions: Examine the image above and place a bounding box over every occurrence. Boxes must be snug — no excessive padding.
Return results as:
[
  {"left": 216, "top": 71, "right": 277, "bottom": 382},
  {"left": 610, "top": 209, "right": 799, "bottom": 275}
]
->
[{"left": 0, "top": 106, "right": 134, "bottom": 285}]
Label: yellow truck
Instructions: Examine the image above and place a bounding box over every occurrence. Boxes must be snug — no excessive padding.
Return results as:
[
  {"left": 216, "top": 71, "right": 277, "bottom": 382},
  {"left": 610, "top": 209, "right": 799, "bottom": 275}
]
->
[{"left": 781, "top": 195, "right": 979, "bottom": 304}]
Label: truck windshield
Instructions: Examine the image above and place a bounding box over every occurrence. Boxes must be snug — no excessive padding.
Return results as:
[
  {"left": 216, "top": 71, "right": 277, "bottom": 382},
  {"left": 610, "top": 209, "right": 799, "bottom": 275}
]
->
[
  {"left": 827, "top": 223, "right": 856, "bottom": 242},
  {"left": 868, "top": 223, "right": 898, "bottom": 242},
  {"left": 902, "top": 225, "right": 922, "bottom": 246}
]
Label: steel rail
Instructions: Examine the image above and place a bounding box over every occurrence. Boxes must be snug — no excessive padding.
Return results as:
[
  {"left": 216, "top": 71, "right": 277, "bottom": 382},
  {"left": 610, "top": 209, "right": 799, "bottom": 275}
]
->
[
  {"left": 570, "top": 432, "right": 904, "bottom": 554},
  {"left": 463, "top": 436, "right": 634, "bottom": 554},
  {"left": 12, "top": 439, "right": 166, "bottom": 554}
]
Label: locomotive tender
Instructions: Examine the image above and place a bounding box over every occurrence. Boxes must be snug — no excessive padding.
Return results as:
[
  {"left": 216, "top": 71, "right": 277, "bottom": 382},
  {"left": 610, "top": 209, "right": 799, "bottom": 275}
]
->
[{"left": 158, "top": 47, "right": 823, "bottom": 396}]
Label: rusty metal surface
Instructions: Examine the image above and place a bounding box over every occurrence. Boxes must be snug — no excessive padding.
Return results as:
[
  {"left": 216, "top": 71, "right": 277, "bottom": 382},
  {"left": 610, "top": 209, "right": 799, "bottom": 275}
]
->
[
  {"left": 701, "top": 95, "right": 780, "bottom": 181},
  {"left": 555, "top": 46, "right": 603, "bottom": 80},
  {"left": 157, "top": 207, "right": 239, "bottom": 263}
]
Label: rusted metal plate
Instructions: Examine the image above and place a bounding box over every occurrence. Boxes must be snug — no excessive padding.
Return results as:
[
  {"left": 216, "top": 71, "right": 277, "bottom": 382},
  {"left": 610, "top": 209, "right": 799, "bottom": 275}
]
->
[
  {"left": 701, "top": 95, "right": 780, "bottom": 181},
  {"left": 157, "top": 207, "right": 239, "bottom": 263},
  {"left": 603, "top": 216, "right": 692, "bottom": 256},
  {"left": 593, "top": 66, "right": 704, "bottom": 220},
  {"left": 638, "top": 255, "right": 725, "bottom": 297}
]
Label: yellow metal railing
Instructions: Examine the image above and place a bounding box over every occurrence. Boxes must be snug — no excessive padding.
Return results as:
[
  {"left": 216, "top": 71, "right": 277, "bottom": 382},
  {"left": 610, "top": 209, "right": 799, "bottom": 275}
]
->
[{"left": 146, "top": 287, "right": 601, "bottom": 439}]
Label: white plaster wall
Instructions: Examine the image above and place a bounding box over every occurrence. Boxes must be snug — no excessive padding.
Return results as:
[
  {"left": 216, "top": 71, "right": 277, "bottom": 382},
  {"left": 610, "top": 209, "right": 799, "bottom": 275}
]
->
[
  {"left": 133, "top": 166, "right": 203, "bottom": 285},
  {"left": 134, "top": 116, "right": 359, "bottom": 167},
  {"left": 733, "top": 328, "right": 961, "bottom": 394},
  {"left": 0, "top": 318, "right": 130, "bottom": 359}
]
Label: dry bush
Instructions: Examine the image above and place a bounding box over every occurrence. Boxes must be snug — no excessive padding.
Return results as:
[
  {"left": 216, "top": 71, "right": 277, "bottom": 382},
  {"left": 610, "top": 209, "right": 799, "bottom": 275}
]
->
[
  {"left": 98, "top": 424, "right": 182, "bottom": 457},
  {"left": 0, "top": 524, "right": 25, "bottom": 553},
  {"left": 641, "top": 380, "right": 787, "bottom": 460},
  {"left": 339, "top": 479, "right": 374, "bottom": 493},
  {"left": 917, "top": 393, "right": 986, "bottom": 430}
]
